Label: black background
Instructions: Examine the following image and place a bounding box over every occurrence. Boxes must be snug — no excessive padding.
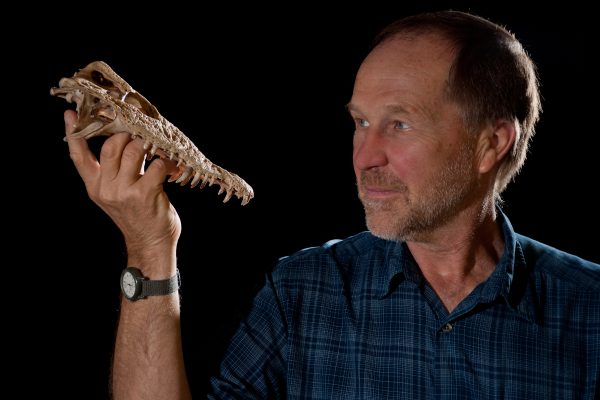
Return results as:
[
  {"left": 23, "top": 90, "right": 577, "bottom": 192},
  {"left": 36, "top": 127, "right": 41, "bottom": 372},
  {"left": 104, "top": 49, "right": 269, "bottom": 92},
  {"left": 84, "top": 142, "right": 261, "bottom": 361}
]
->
[{"left": 9, "top": 2, "right": 597, "bottom": 397}]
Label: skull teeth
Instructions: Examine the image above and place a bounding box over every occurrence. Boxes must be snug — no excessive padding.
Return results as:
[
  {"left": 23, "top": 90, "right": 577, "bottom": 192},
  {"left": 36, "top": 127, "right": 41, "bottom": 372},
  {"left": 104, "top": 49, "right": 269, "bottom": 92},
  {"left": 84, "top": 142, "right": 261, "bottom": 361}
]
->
[
  {"left": 176, "top": 167, "right": 192, "bottom": 184},
  {"left": 190, "top": 172, "right": 202, "bottom": 188}
]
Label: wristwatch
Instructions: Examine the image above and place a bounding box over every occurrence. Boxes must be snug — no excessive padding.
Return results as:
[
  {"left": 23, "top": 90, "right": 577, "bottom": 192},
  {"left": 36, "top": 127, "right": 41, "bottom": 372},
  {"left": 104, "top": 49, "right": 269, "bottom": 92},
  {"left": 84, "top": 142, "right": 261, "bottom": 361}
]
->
[{"left": 120, "top": 267, "right": 180, "bottom": 301}]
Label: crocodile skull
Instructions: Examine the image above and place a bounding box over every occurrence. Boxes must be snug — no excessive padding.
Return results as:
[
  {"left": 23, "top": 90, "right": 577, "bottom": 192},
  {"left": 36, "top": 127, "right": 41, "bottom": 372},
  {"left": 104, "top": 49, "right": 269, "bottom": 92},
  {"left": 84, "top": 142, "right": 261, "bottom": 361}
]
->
[{"left": 51, "top": 61, "right": 254, "bottom": 205}]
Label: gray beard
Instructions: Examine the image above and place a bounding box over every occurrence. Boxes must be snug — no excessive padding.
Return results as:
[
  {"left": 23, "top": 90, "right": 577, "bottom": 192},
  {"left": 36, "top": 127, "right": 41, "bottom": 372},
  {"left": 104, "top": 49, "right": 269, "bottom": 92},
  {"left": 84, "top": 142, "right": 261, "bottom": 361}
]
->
[{"left": 359, "top": 144, "right": 478, "bottom": 242}]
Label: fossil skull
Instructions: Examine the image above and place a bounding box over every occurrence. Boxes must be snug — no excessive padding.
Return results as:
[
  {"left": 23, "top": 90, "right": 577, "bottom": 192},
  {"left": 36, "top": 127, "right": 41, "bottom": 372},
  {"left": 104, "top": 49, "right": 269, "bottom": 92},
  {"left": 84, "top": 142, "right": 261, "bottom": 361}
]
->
[{"left": 51, "top": 61, "right": 254, "bottom": 205}]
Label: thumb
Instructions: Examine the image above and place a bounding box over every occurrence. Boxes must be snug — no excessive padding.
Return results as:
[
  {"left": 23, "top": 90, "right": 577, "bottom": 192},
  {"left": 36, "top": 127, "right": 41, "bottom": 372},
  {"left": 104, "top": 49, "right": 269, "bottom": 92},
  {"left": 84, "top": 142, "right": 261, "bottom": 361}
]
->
[
  {"left": 64, "top": 110, "right": 100, "bottom": 183},
  {"left": 64, "top": 109, "right": 78, "bottom": 136}
]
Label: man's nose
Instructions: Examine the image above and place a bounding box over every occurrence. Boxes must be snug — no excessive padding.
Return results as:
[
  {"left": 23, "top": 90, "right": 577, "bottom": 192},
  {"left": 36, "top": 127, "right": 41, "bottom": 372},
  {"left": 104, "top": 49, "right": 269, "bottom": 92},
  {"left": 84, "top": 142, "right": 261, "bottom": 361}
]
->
[{"left": 353, "top": 128, "right": 388, "bottom": 171}]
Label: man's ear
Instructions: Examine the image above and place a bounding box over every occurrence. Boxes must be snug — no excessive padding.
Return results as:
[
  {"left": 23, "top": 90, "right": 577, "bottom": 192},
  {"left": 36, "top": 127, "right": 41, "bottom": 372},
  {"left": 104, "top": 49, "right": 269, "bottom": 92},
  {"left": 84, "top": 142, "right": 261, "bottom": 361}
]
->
[{"left": 477, "top": 119, "right": 517, "bottom": 174}]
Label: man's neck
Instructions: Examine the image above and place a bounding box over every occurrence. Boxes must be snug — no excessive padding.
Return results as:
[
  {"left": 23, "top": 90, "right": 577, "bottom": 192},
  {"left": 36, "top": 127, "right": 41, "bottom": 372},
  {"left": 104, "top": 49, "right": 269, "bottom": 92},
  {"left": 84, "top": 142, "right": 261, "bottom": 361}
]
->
[{"left": 406, "top": 203, "right": 505, "bottom": 313}]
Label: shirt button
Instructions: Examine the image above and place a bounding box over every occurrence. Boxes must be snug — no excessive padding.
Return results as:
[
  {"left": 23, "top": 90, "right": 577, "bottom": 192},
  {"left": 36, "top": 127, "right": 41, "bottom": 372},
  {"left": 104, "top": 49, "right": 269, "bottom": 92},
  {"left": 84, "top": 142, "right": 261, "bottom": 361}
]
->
[{"left": 441, "top": 323, "right": 453, "bottom": 333}]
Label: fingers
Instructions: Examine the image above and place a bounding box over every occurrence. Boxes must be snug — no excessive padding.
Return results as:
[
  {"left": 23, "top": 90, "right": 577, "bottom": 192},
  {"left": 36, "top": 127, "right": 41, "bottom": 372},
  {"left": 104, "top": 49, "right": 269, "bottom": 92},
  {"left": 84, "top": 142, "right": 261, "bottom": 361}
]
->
[
  {"left": 64, "top": 108, "right": 174, "bottom": 194},
  {"left": 143, "top": 157, "right": 180, "bottom": 189},
  {"left": 65, "top": 110, "right": 100, "bottom": 183},
  {"left": 99, "top": 132, "right": 136, "bottom": 181}
]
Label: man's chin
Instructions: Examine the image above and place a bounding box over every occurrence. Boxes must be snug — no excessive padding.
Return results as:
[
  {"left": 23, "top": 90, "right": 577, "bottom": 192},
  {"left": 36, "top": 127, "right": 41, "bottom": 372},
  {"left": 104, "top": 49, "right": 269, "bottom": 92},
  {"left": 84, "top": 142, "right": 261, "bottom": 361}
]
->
[{"left": 365, "top": 211, "right": 403, "bottom": 241}]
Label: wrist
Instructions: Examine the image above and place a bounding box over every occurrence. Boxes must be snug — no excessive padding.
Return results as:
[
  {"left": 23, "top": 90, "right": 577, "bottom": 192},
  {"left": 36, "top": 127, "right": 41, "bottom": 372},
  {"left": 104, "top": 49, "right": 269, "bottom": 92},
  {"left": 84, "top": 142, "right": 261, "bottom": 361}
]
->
[{"left": 127, "top": 244, "right": 177, "bottom": 279}]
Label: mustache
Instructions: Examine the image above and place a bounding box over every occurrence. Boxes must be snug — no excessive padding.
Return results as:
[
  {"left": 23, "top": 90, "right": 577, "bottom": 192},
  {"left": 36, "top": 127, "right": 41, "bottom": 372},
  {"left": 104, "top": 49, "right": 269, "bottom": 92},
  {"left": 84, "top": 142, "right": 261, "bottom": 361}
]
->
[{"left": 359, "top": 170, "right": 407, "bottom": 191}]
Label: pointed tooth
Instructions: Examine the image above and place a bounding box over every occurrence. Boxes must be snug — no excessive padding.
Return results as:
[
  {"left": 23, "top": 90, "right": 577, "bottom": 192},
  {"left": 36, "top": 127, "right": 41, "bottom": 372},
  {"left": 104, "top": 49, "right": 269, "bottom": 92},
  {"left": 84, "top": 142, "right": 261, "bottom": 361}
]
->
[
  {"left": 143, "top": 140, "right": 151, "bottom": 150},
  {"left": 169, "top": 151, "right": 175, "bottom": 160},
  {"left": 168, "top": 169, "right": 182, "bottom": 183},
  {"left": 242, "top": 194, "right": 249, "bottom": 206},
  {"left": 150, "top": 144, "right": 158, "bottom": 156},
  {"left": 177, "top": 158, "right": 184, "bottom": 167},
  {"left": 181, "top": 175, "right": 194, "bottom": 186},
  {"left": 190, "top": 172, "right": 202, "bottom": 188},
  {"left": 199, "top": 178, "right": 208, "bottom": 189},
  {"left": 223, "top": 190, "right": 233, "bottom": 203},
  {"left": 208, "top": 176, "right": 215, "bottom": 187},
  {"left": 218, "top": 185, "right": 225, "bottom": 195},
  {"left": 175, "top": 167, "right": 192, "bottom": 184}
]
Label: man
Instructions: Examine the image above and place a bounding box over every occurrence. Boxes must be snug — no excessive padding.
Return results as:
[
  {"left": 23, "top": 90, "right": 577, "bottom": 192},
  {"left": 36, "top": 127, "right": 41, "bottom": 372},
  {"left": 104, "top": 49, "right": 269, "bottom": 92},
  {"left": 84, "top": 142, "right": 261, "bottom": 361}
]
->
[{"left": 63, "top": 10, "right": 599, "bottom": 399}]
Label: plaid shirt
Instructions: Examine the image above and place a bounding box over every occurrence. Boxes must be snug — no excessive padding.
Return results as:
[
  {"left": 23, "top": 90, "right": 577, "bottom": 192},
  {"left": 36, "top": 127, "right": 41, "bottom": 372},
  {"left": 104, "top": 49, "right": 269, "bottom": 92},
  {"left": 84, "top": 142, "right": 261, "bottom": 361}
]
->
[{"left": 209, "top": 211, "right": 600, "bottom": 399}]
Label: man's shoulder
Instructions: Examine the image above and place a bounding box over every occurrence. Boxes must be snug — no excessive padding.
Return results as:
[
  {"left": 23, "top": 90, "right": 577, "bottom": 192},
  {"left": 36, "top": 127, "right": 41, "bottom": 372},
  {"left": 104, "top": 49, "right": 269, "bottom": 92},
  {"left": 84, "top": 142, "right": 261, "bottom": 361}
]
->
[
  {"left": 271, "top": 231, "right": 385, "bottom": 279},
  {"left": 517, "top": 233, "right": 600, "bottom": 290}
]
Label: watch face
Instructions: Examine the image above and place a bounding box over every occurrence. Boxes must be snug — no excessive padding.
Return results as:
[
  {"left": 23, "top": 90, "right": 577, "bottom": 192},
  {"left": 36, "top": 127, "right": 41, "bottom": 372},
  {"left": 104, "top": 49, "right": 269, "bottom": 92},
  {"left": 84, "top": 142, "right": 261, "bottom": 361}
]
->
[{"left": 121, "top": 271, "right": 138, "bottom": 299}]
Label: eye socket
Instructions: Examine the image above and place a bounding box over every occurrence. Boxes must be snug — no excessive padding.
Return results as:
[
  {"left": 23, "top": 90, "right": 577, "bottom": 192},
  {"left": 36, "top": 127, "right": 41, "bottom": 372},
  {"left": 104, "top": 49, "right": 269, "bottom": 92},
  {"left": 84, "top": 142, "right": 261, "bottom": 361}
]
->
[
  {"left": 123, "top": 92, "right": 160, "bottom": 119},
  {"left": 91, "top": 70, "right": 113, "bottom": 88}
]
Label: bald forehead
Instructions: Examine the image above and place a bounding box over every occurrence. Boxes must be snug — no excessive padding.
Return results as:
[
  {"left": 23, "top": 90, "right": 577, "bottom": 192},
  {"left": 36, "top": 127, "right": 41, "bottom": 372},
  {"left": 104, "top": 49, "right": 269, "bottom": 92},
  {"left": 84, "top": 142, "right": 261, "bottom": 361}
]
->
[
  {"left": 357, "top": 33, "right": 456, "bottom": 83},
  {"left": 351, "top": 33, "right": 459, "bottom": 125}
]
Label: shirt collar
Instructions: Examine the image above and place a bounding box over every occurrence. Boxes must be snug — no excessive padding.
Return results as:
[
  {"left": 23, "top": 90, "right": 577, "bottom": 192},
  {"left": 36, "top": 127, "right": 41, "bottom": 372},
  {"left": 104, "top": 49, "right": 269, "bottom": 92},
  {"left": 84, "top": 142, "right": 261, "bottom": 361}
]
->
[
  {"left": 376, "top": 208, "right": 540, "bottom": 324},
  {"left": 493, "top": 208, "right": 539, "bottom": 323},
  {"left": 378, "top": 239, "right": 412, "bottom": 298}
]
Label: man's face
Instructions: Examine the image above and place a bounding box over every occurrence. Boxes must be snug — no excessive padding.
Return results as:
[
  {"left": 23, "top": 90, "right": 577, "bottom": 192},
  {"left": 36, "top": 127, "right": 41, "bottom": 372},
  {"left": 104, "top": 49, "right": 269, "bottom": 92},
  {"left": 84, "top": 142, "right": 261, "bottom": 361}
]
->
[{"left": 349, "top": 34, "right": 480, "bottom": 242}]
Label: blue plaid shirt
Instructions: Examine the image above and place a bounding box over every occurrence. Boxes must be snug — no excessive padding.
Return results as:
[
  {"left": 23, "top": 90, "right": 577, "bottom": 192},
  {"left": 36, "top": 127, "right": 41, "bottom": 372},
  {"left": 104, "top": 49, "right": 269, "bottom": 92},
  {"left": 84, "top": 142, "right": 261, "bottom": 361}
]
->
[{"left": 209, "top": 211, "right": 600, "bottom": 399}]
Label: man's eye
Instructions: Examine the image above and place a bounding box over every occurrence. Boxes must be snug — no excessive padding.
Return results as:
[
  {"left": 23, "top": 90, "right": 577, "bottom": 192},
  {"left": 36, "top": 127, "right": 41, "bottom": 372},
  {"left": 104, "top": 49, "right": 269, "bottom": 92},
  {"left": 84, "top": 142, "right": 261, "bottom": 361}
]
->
[
  {"left": 394, "top": 121, "right": 410, "bottom": 130},
  {"left": 356, "top": 118, "right": 370, "bottom": 128}
]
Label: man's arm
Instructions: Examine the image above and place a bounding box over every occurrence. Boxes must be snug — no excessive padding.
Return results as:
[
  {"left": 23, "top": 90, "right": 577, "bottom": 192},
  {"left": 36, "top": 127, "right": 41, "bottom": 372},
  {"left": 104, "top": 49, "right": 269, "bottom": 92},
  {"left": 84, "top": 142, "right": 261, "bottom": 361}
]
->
[{"left": 64, "top": 110, "right": 191, "bottom": 399}]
